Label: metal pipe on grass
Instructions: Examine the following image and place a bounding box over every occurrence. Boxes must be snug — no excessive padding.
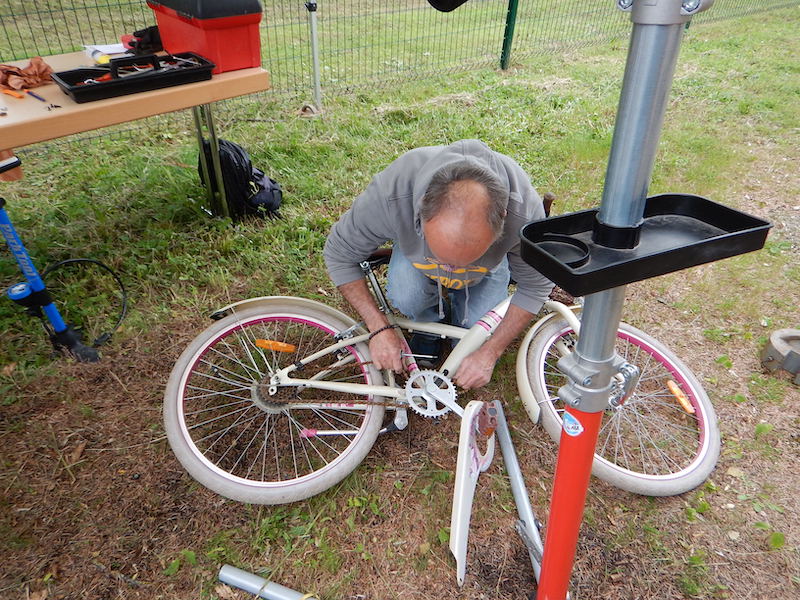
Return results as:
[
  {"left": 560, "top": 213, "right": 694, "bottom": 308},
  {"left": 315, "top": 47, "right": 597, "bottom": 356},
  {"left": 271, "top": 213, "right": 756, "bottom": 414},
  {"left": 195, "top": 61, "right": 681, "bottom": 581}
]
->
[{"left": 218, "top": 565, "right": 319, "bottom": 600}]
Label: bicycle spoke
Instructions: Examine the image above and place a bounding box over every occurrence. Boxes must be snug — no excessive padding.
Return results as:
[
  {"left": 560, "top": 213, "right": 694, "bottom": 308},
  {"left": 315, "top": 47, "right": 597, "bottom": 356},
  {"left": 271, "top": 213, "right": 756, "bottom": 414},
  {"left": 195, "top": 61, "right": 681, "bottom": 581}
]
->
[
  {"left": 217, "top": 411, "right": 264, "bottom": 464},
  {"left": 286, "top": 411, "right": 338, "bottom": 458},
  {"left": 184, "top": 384, "right": 252, "bottom": 403},
  {"left": 198, "top": 356, "right": 254, "bottom": 385},
  {"left": 173, "top": 310, "right": 382, "bottom": 499},
  {"left": 208, "top": 341, "right": 262, "bottom": 378},
  {"left": 183, "top": 404, "right": 256, "bottom": 434},
  {"left": 310, "top": 406, "right": 362, "bottom": 431},
  {"left": 182, "top": 398, "right": 251, "bottom": 418}
]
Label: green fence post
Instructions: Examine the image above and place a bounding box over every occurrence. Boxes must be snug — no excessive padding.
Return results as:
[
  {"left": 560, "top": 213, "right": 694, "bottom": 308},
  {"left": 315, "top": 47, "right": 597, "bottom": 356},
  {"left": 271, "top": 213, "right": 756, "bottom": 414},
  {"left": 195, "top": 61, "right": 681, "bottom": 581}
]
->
[{"left": 500, "top": 0, "right": 520, "bottom": 70}]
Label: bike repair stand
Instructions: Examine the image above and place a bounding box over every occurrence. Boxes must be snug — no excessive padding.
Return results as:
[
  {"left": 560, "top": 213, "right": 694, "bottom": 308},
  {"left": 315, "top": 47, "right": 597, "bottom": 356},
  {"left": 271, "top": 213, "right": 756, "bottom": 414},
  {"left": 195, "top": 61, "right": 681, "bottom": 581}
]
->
[
  {"left": 516, "top": 1, "right": 771, "bottom": 598},
  {"left": 1, "top": 156, "right": 99, "bottom": 362}
]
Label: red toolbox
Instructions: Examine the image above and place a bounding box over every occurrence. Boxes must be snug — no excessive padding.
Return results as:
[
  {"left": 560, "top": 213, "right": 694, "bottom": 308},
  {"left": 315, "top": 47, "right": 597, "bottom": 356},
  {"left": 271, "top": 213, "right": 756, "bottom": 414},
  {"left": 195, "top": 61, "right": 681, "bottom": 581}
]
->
[{"left": 146, "top": 0, "right": 263, "bottom": 74}]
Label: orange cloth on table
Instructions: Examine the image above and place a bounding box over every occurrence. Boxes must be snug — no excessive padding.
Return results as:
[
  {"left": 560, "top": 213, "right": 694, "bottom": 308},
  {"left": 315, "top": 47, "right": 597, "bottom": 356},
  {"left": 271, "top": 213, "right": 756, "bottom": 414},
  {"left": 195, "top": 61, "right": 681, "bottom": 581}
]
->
[{"left": 0, "top": 56, "right": 53, "bottom": 90}]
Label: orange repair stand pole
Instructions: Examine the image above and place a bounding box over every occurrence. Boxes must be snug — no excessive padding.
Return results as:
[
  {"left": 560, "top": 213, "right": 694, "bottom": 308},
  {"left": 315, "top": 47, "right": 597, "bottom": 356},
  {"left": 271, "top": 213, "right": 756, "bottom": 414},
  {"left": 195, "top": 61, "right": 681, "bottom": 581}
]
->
[{"left": 536, "top": 408, "right": 603, "bottom": 600}]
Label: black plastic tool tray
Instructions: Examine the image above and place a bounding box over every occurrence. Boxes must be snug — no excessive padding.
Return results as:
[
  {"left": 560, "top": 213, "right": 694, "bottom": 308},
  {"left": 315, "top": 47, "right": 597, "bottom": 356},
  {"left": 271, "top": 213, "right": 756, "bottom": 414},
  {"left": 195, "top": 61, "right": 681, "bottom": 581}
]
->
[
  {"left": 521, "top": 193, "right": 772, "bottom": 297},
  {"left": 52, "top": 53, "right": 214, "bottom": 103}
]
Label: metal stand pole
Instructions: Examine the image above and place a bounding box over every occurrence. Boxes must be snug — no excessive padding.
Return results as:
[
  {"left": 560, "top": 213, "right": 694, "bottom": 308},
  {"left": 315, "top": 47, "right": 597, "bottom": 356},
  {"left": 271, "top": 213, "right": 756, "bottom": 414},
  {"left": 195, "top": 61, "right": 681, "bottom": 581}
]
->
[
  {"left": 219, "top": 565, "right": 319, "bottom": 600},
  {"left": 306, "top": 1, "right": 323, "bottom": 111},
  {"left": 536, "top": 2, "right": 713, "bottom": 598}
]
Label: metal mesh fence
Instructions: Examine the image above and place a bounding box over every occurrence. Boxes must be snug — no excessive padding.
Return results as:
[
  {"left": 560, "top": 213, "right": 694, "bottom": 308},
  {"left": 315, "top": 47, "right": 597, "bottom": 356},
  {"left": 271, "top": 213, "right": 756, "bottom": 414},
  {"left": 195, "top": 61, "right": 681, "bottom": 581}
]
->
[
  {"left": 1, "top": 1, "right": 797, "bottom": 98},
  {"left": 0, "top": 1, "right": 153, "bottom": 61}
]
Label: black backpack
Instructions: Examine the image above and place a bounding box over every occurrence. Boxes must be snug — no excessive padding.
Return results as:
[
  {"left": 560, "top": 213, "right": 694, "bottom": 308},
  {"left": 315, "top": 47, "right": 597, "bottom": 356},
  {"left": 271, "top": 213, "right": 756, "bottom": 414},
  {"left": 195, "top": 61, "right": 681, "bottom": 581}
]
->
[{"left": 199, "top": 139, "right": 282, "bottom": 220}]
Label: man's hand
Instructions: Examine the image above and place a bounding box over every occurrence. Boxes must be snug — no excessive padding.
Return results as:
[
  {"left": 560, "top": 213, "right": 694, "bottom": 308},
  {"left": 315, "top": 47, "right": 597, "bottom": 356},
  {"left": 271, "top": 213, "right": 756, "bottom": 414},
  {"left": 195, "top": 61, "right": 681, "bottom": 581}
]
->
[
  {"left": 453, "top": 303, "right": 537, "bottom": 390},
  {"left": 454, "top": 346, "right": 500, "bottom": 390},
  {"left": 369, "top": 327, "right": 404, "bottom": 372},
  {"left": 337, "top": 278, "right": 406, "bottom": 373}
]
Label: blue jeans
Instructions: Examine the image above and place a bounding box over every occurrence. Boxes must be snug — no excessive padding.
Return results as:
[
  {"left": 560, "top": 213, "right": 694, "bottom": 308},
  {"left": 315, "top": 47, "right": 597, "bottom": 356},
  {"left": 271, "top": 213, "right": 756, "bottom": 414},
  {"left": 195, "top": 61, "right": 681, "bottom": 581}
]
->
[{"left": 386, "top": 250, "right": 510, "bottom": 327}]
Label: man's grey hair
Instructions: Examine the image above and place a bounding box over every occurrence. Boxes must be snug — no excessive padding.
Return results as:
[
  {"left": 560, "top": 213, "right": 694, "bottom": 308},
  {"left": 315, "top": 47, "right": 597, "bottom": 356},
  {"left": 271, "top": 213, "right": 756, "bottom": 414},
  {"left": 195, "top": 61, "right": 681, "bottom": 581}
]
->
[{"left": 420, "top": 160, "right": 509, "bottom": 237}]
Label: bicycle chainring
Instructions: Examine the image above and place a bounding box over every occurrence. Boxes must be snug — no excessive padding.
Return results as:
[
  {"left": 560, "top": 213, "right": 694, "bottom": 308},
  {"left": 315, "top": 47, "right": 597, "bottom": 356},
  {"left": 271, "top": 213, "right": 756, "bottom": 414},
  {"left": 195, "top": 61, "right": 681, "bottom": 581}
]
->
[{"left": 404, "top": 369, "right": 458, "bottom": 418}]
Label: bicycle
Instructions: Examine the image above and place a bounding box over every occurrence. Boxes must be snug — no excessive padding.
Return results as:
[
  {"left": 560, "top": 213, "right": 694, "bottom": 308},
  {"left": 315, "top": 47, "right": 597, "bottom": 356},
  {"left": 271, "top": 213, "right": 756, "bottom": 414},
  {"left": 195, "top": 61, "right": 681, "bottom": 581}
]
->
[{"left": 163, "top": 250, "right": 720, "bottom": 504}]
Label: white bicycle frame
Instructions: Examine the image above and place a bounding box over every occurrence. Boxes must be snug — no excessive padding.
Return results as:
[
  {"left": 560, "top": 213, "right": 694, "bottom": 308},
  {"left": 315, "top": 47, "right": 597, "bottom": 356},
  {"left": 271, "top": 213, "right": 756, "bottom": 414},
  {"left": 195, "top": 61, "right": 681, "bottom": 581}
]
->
[
  {"left": 213, "top": 288, "right": 582, "bottom": 419},
  {"left": 266, "top": 298, "right": 511, "bottom": 410}
]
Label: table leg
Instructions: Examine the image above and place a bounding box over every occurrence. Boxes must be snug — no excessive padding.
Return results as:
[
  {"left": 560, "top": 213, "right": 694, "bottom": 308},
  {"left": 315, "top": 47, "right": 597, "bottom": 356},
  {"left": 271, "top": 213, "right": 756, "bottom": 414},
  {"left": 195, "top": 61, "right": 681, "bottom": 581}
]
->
[{"left": 192, "top": 104, "right": 230, "bottom": 219}]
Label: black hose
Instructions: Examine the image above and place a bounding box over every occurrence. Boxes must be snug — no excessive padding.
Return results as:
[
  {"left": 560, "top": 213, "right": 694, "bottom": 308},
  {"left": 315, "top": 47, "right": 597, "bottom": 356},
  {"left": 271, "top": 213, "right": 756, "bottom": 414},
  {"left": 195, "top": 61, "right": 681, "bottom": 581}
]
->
[{"left": 41, "top": 258, "right": 128, "bottom": 347}]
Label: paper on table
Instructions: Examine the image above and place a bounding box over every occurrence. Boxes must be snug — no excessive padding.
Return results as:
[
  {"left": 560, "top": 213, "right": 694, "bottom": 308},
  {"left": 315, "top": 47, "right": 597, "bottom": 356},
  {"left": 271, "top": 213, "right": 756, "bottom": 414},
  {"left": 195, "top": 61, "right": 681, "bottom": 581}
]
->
[{"left": 84, "top": 44, "right": 128, "bottom": 55}]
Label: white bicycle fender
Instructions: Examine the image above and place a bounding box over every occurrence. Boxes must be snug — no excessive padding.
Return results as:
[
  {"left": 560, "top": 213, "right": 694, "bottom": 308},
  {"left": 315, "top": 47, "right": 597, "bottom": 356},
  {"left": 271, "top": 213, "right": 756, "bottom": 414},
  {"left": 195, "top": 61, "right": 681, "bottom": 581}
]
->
[
  {"left": 209, "top": 295, "right": 362, "bottom": 330},
  {"left": 515, "top": 303, "right": 582, "bottom": 424},
  {"left": 449, "top": 400, "right": 497, "bottom": 587}
]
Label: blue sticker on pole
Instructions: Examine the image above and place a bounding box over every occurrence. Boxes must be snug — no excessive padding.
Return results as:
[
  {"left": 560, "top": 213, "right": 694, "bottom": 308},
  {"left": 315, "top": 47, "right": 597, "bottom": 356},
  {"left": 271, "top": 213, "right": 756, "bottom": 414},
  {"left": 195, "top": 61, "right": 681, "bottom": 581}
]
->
[{"left": 562, "top": 411, "right": 584, "bottom": 437}]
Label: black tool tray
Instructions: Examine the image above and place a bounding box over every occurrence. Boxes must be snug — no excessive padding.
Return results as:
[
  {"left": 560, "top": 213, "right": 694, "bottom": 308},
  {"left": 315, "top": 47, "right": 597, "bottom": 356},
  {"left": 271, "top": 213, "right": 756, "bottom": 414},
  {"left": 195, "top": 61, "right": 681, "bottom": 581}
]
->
[
  {"left": 52, "top": 52, "right": 215, "bottom": 103},
  {"left": 520, "top": 193, "right": 772, "bottom": 297}
]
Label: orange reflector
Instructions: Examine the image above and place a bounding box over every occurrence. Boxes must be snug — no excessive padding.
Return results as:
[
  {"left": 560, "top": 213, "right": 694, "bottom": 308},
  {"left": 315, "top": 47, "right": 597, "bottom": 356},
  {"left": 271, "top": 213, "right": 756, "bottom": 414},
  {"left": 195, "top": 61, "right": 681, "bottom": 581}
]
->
[
  {"left": 667, "top": 379, "right": 695, "bottom": 414},
  {"left": 255, "top": 339, "right": 296, "bottom": 353}
]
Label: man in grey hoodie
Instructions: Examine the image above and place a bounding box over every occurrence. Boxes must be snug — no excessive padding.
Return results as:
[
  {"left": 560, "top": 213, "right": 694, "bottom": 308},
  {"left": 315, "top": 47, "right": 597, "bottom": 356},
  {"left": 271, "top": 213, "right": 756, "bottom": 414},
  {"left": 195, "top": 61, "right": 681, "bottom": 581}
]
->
[{"left": 324, "top": 139, "right": 553, "bottom": 389}]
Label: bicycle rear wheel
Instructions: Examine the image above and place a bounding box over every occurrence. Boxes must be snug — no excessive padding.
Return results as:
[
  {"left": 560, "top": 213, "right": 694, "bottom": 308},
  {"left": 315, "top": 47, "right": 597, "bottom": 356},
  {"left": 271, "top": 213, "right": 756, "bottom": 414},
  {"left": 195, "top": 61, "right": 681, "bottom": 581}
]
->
[
  {"left": 164, "top": 299, "right": 385, "bottom": 504},
  {"left": 520, "top": 317, "right": 719, "bottom": 496}
]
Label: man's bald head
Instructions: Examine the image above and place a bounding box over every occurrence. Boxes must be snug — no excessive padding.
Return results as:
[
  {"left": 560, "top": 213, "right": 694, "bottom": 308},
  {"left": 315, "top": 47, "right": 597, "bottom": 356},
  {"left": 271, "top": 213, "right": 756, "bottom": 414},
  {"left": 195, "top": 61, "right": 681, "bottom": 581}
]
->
[{"left": 420, "top": 161, "right": 508, "bottom": 266}]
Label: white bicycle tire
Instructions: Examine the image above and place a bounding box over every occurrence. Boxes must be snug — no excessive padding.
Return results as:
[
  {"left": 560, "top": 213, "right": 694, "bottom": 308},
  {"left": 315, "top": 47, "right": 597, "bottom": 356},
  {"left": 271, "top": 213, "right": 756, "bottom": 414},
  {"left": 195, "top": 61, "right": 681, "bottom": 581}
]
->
[
  {"left": 519, "top": 316, "right": 720, "bottom": 496},
  {"left": 164, "top": 298, "right": 385, "bottom": 504}
]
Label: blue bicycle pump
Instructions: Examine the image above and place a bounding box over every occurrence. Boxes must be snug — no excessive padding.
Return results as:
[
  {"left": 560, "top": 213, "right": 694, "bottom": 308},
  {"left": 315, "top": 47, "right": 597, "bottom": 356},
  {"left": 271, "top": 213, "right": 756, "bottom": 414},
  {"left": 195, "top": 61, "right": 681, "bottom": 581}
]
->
[{"left": 1, "top": 157, "right": 99, "bottom": 362}]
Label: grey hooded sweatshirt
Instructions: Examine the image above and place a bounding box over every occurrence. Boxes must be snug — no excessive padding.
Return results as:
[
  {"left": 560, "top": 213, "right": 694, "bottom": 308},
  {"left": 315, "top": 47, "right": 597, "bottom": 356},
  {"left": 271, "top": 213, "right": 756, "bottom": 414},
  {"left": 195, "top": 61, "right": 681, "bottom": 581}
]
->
[{"left": 323, "top": 139, "right": 553, "bottom": 316}]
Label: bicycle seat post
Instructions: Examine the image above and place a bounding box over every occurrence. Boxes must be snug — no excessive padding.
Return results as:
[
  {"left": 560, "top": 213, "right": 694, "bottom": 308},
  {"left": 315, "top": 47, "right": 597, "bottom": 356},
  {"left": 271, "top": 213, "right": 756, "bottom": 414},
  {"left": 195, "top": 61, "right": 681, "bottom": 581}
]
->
[{"left": 360, "top": 258, "right": 392, "bottom": 315}]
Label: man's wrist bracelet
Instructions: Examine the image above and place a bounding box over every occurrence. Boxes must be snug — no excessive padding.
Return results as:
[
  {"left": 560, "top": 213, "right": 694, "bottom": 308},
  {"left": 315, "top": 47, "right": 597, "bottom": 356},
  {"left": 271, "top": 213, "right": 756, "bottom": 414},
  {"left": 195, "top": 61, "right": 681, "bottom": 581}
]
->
[{"left": 368, "top": 323, "right": 398, "bottom": 340}]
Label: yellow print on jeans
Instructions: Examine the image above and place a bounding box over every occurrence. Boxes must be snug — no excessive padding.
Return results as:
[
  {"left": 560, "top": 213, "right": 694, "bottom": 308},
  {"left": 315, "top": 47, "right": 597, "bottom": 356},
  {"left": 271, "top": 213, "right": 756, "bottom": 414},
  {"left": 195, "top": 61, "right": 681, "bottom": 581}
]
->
[{"left": 412, "top": 260, "right": 488, "bottom": 290}]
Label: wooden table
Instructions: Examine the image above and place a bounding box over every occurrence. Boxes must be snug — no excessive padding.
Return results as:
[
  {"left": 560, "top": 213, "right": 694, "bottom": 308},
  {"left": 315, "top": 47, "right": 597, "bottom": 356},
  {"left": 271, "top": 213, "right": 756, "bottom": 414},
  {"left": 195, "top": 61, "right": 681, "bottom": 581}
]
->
[{"left": 1, "top": 51, "right": 271, "bottom": 217}]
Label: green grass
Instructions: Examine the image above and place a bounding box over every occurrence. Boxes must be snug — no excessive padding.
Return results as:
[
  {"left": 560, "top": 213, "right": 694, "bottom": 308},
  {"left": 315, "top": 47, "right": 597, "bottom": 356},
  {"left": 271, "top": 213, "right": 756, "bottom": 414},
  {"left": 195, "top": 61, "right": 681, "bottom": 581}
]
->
[{"left": 1, "top": 6, "right": 797, "bottom": 375}]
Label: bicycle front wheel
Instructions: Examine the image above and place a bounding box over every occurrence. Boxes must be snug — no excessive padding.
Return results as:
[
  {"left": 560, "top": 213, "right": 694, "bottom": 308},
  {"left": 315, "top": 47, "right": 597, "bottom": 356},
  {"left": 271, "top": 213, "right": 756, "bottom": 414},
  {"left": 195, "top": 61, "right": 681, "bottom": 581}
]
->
[
  {"left": 521, "top": 317, "right": 720, "bottom": 496},
  {"left": 164, "top": 300, "right": 385, "bottom": 504}
]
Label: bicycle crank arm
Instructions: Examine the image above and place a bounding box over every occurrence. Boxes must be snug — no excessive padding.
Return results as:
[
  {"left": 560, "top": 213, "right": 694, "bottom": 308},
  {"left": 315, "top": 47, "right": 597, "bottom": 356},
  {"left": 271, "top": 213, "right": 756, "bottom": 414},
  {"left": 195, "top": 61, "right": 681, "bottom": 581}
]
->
[{"left": 449, "top": 400, "right": 497, "bottom": 586}]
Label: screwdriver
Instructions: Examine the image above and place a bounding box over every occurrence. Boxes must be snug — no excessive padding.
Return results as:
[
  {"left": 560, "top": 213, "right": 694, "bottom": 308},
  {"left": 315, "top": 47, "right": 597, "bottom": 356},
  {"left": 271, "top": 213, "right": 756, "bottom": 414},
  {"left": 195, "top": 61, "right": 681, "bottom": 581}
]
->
[{"left": 25, "top": 90, "right": 47, "bottom": 102}]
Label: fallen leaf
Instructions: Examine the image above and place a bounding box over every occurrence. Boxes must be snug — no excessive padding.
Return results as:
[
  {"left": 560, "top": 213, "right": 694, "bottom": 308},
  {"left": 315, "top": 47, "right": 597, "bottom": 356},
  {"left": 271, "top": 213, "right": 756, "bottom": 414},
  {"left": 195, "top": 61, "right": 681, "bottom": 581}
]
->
[
  {"left": 166, "top": 160, "right": 192, "bottom": 169},
  {"left": 317, "top": 287, "right": 330, "bottom": 297},
  {"left": 30, "top": 590, "right": 48, "bottom": 600},
  {"left": 69, "top": 441, "right": 87, "bottom": 465},
  {"left": 726, "top": 467, "right": 745, "bottom": 478},
  {"left": 46, "top": 561, "right": 62, "bottom": 579},
  {"left": 214, "top": 584, "right": 239, "bottom": 600},
  {"left": 2, "top": 362, "right": 16, "bottom": 377}
]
